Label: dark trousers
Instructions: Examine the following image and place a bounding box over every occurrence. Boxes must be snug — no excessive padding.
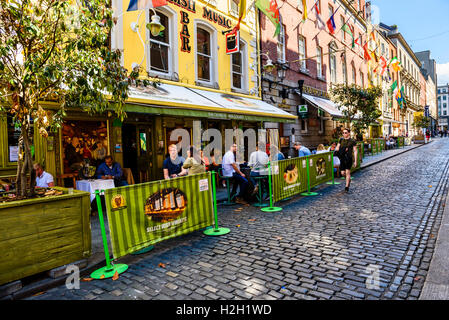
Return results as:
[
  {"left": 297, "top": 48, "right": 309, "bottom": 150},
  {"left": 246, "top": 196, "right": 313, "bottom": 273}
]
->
[{"left": 231, "top": 172, "right": 249, "bottom": 198}]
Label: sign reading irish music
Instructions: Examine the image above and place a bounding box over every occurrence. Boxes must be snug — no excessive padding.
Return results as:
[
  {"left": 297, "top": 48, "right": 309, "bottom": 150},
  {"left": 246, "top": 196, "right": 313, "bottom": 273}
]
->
[{"left": 104, "top": 173, "right": 214, "bottom": 259}]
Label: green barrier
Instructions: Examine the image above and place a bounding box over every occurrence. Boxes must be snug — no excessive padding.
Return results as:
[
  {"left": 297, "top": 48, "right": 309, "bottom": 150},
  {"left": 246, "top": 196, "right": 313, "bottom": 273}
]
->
[
  {"left": 104, "top": 172, "right": 215, "bottom": 259},
  {"left": 271, "top": 157, "right": 308, "bottom": 202},
  {"left": 307, "top": 152, "right": 334, "bottom": 189}
]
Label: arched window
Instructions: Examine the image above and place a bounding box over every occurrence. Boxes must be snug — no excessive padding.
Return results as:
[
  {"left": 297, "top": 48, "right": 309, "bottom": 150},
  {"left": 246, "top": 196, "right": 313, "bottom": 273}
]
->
[{"left": 329, "top": 42, "right": 338, "bottom": 83}]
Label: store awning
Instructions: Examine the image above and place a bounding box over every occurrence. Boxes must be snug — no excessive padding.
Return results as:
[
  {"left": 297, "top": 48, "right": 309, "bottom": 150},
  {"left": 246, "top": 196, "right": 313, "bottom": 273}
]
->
[
  {"left": 300, "top": 92, "right": 344, "bottom": 118},
  {"left": 124, "top": 83, "right": 297, "bottom": 123}
]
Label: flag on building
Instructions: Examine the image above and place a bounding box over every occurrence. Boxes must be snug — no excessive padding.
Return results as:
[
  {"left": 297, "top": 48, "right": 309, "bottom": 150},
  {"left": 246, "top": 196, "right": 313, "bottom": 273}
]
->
[
  {"left": 232, "top": 0, "right": 247, "bottom": 32},
  {"left": 391, "top": 80, "right": 399, "bottom": 98},
  {"left": 313, "top": 1, "right": 326, "bottom": 30},
  {"left": 256, "top": 0, "right": 281, "bottom": 37},
  {"left": 302, "top": 0, "right": 308, "bottom": 22},
  {"left": 341, "top": 24, "right": 355, "bottom": 48},
  {"left": 127, "top": 0, "right": 167, "bottom": 11},
  {"left": 327, "top": 13, "right": 336, "bottom": 34},
  {"left": 389, "top": 57, "right": 402, "bottom": 72},
  {"left": 363, "top": 43, "right": 371, "bottom": 61},
  {"left": 380, "top": 56, "right": 387, "bottom": 75}
]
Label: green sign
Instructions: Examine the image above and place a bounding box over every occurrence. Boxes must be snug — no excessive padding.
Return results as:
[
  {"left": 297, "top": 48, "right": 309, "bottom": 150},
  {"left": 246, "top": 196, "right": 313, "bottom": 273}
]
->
[
  {"left": 104, "top": 173, "right": 214, "bottom": 259},
  {"left": 271, "top": 158, "right": 308, "bottom": 202}
]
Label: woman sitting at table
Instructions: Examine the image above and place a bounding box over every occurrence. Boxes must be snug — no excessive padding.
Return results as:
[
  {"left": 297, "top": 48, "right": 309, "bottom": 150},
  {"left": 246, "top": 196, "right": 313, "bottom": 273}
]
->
[{"left": 96, "top": 155, "right": 128, "bottom": 187}]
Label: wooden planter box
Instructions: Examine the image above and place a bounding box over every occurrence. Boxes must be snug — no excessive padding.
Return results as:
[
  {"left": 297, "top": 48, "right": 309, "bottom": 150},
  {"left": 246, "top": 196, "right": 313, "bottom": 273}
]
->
[{"left": 0, "top": 188, "right": 91, "bottom": 286}]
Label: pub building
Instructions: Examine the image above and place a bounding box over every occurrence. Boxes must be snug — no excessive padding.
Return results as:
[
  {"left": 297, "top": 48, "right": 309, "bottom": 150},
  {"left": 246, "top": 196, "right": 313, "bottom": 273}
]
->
[{"left": 0, "top": 0, "right": 296, "bottom": 187}]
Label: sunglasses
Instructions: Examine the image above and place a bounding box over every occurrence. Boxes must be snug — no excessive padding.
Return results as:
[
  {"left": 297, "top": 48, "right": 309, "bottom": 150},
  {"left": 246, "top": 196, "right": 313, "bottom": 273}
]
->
[{"left": 343, "top": 132, "right": 349, "bottom": 134}]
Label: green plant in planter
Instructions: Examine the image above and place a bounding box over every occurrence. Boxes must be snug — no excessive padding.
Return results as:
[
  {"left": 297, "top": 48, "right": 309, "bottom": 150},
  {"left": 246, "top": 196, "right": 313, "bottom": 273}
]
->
[{"left": 0, "top": 0, "right": 156, "bottom": 198}]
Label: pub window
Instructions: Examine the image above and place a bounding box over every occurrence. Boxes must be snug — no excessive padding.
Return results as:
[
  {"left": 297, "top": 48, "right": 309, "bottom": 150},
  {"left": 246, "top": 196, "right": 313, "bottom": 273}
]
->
[
  {"left": 329, "top": 47, "right": 337, "bottom": 83},
  {"left": 197, "top": 27, "right": 212, "bottom": 82},
  {"left": 231, "top": 41, "right": 247, "bottom": 91},
  {"left": 7, "top": 115, "right": 34, "bottom": 163},
  {"left": 352, "top": 63, "right": 356, "bottom": 84},
  {"left": 342, "top": 59, "right": 347, "bottom": 84},
  {"left": 360, "top": 71, "right": 364, "bottom": 88},
  {"left": 148, "top": 11, "right": 171, "bottom": 74}
]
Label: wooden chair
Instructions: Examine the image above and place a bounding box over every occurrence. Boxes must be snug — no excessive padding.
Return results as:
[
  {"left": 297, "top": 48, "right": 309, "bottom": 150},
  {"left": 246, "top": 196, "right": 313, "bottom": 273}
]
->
[
  {"left": 123, "top": 168, "right": 135, "bottom": 185},
  {"left": 57, "top": 173, "right": 78, "bottom": 189}
]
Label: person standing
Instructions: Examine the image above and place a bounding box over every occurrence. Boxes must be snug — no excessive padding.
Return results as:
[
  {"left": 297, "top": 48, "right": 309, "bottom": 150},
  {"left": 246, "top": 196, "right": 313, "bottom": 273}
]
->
[
  {"left": 222, "top": 144, "right": 249, "bottom": 204},
  {"left": 335, "top": 129, "right": 358, "bottom": 193},
  {"left": 163, "top": 144, "right": 187, "bottom": 179}
]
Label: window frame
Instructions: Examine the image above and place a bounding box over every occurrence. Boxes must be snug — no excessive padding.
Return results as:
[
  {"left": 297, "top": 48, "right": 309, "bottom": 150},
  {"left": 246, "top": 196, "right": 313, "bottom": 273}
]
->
[
  {"left": 194, "top": 20, "right": 218, "bottom": 87},
  {"left": 298, "top": 35, "right": 307, "bottom": 71},
  {"left": 277, "top": 21, "right": 286, "bottom": 63},
  {"left": 316, "top": 46, "right": 323, "bottom": 79},
  {"left": 230, "top": 40, "right": 248, "bottom": 93},
  {"left": 146, "top": 7, "right": 178, "bottom": 78}
]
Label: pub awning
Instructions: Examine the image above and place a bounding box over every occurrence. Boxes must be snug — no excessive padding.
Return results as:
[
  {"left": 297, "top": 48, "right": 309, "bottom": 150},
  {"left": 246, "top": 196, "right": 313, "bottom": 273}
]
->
[
  {"left": 300, "top": 92, "right": 344, "bottom": 118},
  {"left": 124, "top": 83, "right": 297, "bottom": 123}
]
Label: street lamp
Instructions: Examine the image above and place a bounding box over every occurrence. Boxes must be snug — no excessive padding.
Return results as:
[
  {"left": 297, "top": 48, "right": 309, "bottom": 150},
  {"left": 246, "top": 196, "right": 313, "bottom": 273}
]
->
[{"left": 147, "top": 9, "right": 165, "bottom": 37}]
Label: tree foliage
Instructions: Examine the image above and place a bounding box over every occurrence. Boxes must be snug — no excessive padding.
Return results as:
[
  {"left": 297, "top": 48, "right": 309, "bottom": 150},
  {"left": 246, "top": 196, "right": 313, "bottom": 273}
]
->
[
  {"left": 330, "top": 84, "right": 383, "bottom": 140},
  {"left": 413, "top": 114, "right": 430, "bottom": 129},
  {"left": 0, "top": 0, "right": 150, "bottom": 197}
]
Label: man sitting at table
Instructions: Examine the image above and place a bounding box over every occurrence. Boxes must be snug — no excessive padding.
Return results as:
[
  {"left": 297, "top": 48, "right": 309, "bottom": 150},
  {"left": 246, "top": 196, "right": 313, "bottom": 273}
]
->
[
  {"left": 34, "top": 163, "right": 54, "bottom": 188},
  {"left": 96, "top": 155, "right": 128, "bottom": 187}
]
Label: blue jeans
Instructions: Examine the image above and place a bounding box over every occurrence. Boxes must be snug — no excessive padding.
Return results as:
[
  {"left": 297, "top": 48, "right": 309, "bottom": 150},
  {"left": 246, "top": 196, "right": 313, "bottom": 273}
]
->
[
  {"left": 114, "top": 179, "right": 129, "bottom": 187},
  {"left": 231, "top": 172, "right": 249, "bottom": 198}
]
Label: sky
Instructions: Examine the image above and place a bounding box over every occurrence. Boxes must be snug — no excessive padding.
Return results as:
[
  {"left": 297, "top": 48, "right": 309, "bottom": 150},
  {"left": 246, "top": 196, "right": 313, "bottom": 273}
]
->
[{"left": 371, "top": 0, "right": 449, "bottom": 85}]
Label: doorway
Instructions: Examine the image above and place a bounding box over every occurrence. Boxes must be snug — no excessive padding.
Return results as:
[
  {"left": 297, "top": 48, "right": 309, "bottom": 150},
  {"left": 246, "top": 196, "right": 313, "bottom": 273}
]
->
[{"left": 122, "top": 123, "right": 155, "bottom": 183}]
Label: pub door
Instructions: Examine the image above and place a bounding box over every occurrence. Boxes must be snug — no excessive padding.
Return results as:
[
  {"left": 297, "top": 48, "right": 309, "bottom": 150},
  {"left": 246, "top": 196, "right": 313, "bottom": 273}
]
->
[{"left": 136, "top": 126, "right": 155, "bottom": 183}]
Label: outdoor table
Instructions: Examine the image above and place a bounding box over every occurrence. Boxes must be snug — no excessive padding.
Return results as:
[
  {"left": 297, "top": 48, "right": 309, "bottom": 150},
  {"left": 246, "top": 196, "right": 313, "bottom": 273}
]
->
[{"left": 76, "top": 179, "right": 115, "bottom": 202}]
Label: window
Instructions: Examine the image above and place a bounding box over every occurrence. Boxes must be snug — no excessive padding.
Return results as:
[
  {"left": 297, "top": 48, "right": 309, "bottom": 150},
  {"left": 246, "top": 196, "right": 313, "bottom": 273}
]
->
[
  {"left": 300, "top": 119, "right": 308, "bottom": 133},
  {"left": 148, "top": 11, "right": 171, "bottom": 74},
  {"left": 342, "top": 59, "right": 347, "bottom": 84},
  {"left": 229, "top": 0, "right": 239, "bottom": 16},
  {"left": 444, "top": 111, "right": 447, "bottom": 116},
  {"left": 298, "top": 36, "right": 306, "bottom": 71},
  {"left": 7, "top": 115, "right": 28, "bottom": 163},
  {"left": 352, "top": 63, "right": 356, "bottom": 84},
  {"left": 360, "top": 71, "right": 364, "bottom": 88},
  {"left": 277, "top": 22, "right": 286, "bottom": 63},
  {"left": 231, "top": 41, "right": 247, "bottom": 91},
  {"left": 316, "top": 46, "right": 323, "bottom": 78},
  {"left": 444, "top": 96, "right": 447, "bottom": 100},
  {"left": 319, "top": 116, "right": 325, "bottom": 134},
  {"left": 197, "top": 28, "right": 211, "bottom": 82},
  {"left": 330, "top": 53, "right": 336, "bottom": 83}
]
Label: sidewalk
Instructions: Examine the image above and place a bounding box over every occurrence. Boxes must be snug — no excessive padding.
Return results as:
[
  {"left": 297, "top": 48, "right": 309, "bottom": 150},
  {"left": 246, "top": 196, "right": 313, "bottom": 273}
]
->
[
  {"left": 420, "top": 179, "right": 449, "bottom": 300},
  {"left": 0, "top": 140, "right": 431, "bottom": 299}
]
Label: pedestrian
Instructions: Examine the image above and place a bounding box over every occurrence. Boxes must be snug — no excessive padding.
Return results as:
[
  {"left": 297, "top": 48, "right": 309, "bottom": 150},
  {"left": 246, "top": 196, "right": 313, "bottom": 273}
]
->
[
  {"left": 288, "top": 142, "right": 311, "bottom": 158},
  {"left": 34, "top": 163, "right": 54, "bottom": 188},
  {"left": 222, "top": 143, "right": 249, "bottom": 204},
  {"left": 182, "top": 146, "right": 206, "bottom": 175},
  {"left": 328, "top": 142, "right": 341, "bottom": 177},
  {"left": 96, "top": 155, "right": 128, "bottom": 187},
  {"left": 163, "top": 144, "right": 187, "bottom": 179},
  {"left": 335, "top": 128, "right": 358, "bottom": 193},
  {"left": 248, "top": 142, "right": 269, "bottom": 195}
]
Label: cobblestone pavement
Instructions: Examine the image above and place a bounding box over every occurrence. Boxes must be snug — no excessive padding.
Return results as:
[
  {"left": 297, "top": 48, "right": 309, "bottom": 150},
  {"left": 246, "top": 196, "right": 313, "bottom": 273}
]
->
[{"left": 27, "top": 139, "right": 449, "bottom": 300}]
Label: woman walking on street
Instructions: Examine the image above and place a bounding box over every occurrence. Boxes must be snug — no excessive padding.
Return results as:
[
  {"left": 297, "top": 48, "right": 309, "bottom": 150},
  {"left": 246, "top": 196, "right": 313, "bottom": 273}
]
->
[{"left": 335, "top": 128, "right": 358, "bottom": 193}]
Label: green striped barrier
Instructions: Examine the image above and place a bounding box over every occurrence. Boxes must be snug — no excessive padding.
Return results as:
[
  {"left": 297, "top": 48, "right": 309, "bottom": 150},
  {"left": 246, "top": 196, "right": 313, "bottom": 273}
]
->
[
  {"left": 103, "top": 172, "right": 215, "bottom": 259},
  {"left": 271, "top": 157, "right": 308, "bottom": 203}
]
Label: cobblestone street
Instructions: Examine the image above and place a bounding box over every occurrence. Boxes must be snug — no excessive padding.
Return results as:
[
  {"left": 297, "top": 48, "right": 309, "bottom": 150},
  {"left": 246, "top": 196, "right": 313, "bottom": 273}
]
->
[{"left": 28, "top": 139, "right": 449, "bottom": 300}]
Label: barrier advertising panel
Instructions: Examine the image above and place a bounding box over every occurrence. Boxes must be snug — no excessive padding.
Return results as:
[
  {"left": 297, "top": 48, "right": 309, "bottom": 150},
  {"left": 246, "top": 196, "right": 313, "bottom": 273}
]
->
[
  {"left": 307, "top": 152, "right": 334, "bottom": 189},
  {"left": 271, "top": 158, "right": 308, "bottom": 202},
  {"left": 104, "top": 173, "right": 214, "bottom": 259}
]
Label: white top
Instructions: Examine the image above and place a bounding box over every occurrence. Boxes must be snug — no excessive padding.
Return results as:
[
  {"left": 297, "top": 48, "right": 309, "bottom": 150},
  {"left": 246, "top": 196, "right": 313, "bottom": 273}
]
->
[
  {"left": 36, "top": 171, "right": 54, "bottom": 188},
  {"left": 222, "top": 151, "right": 236, "bottom": 177},
  {"left": 316, "top": 150, "right": 328, "bottom": 154},
  {"left": 248, "top": 150, "right": 269, "bottom": 175},
  {"left": 76, "top": 179, "right": 115, "bottom": 202}
]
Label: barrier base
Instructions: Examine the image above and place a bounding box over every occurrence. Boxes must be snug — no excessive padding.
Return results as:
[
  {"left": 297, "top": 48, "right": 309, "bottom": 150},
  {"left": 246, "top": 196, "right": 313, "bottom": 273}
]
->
[
  {"left": 326, "top": 181, "right": 341, "bottom": 185},
  {"left": 220, "top": 201, "right": 237, "bottom": 206},
  {"left": 261, "top": 206, "right": 283, "bottom": 212},
  {"left": 253, "top": 202, "right": 269, "bottom": 207},
  {"left": 90, "top": 264, "right": 128, "bottom": 279},
  {"left": 204, "top": 227, "right": 231, "bottom": 236},
  {"left": 280, "top": 197, "right": 292, "bottom": 202},
  {"left": 131, "top": 246, "right": 154, "bottom": 255},
  {"left": 340, "top": 177, "right": 353, "bottom": 180},
  {"left": 301, "top": 192, "right": 319, "bottom": 196}
]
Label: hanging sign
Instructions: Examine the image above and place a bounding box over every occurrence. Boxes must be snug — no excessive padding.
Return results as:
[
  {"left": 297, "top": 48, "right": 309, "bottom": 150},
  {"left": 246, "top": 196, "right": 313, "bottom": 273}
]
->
[{"left": 226, "top": 30, "right": 239, "bottom": 55}]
